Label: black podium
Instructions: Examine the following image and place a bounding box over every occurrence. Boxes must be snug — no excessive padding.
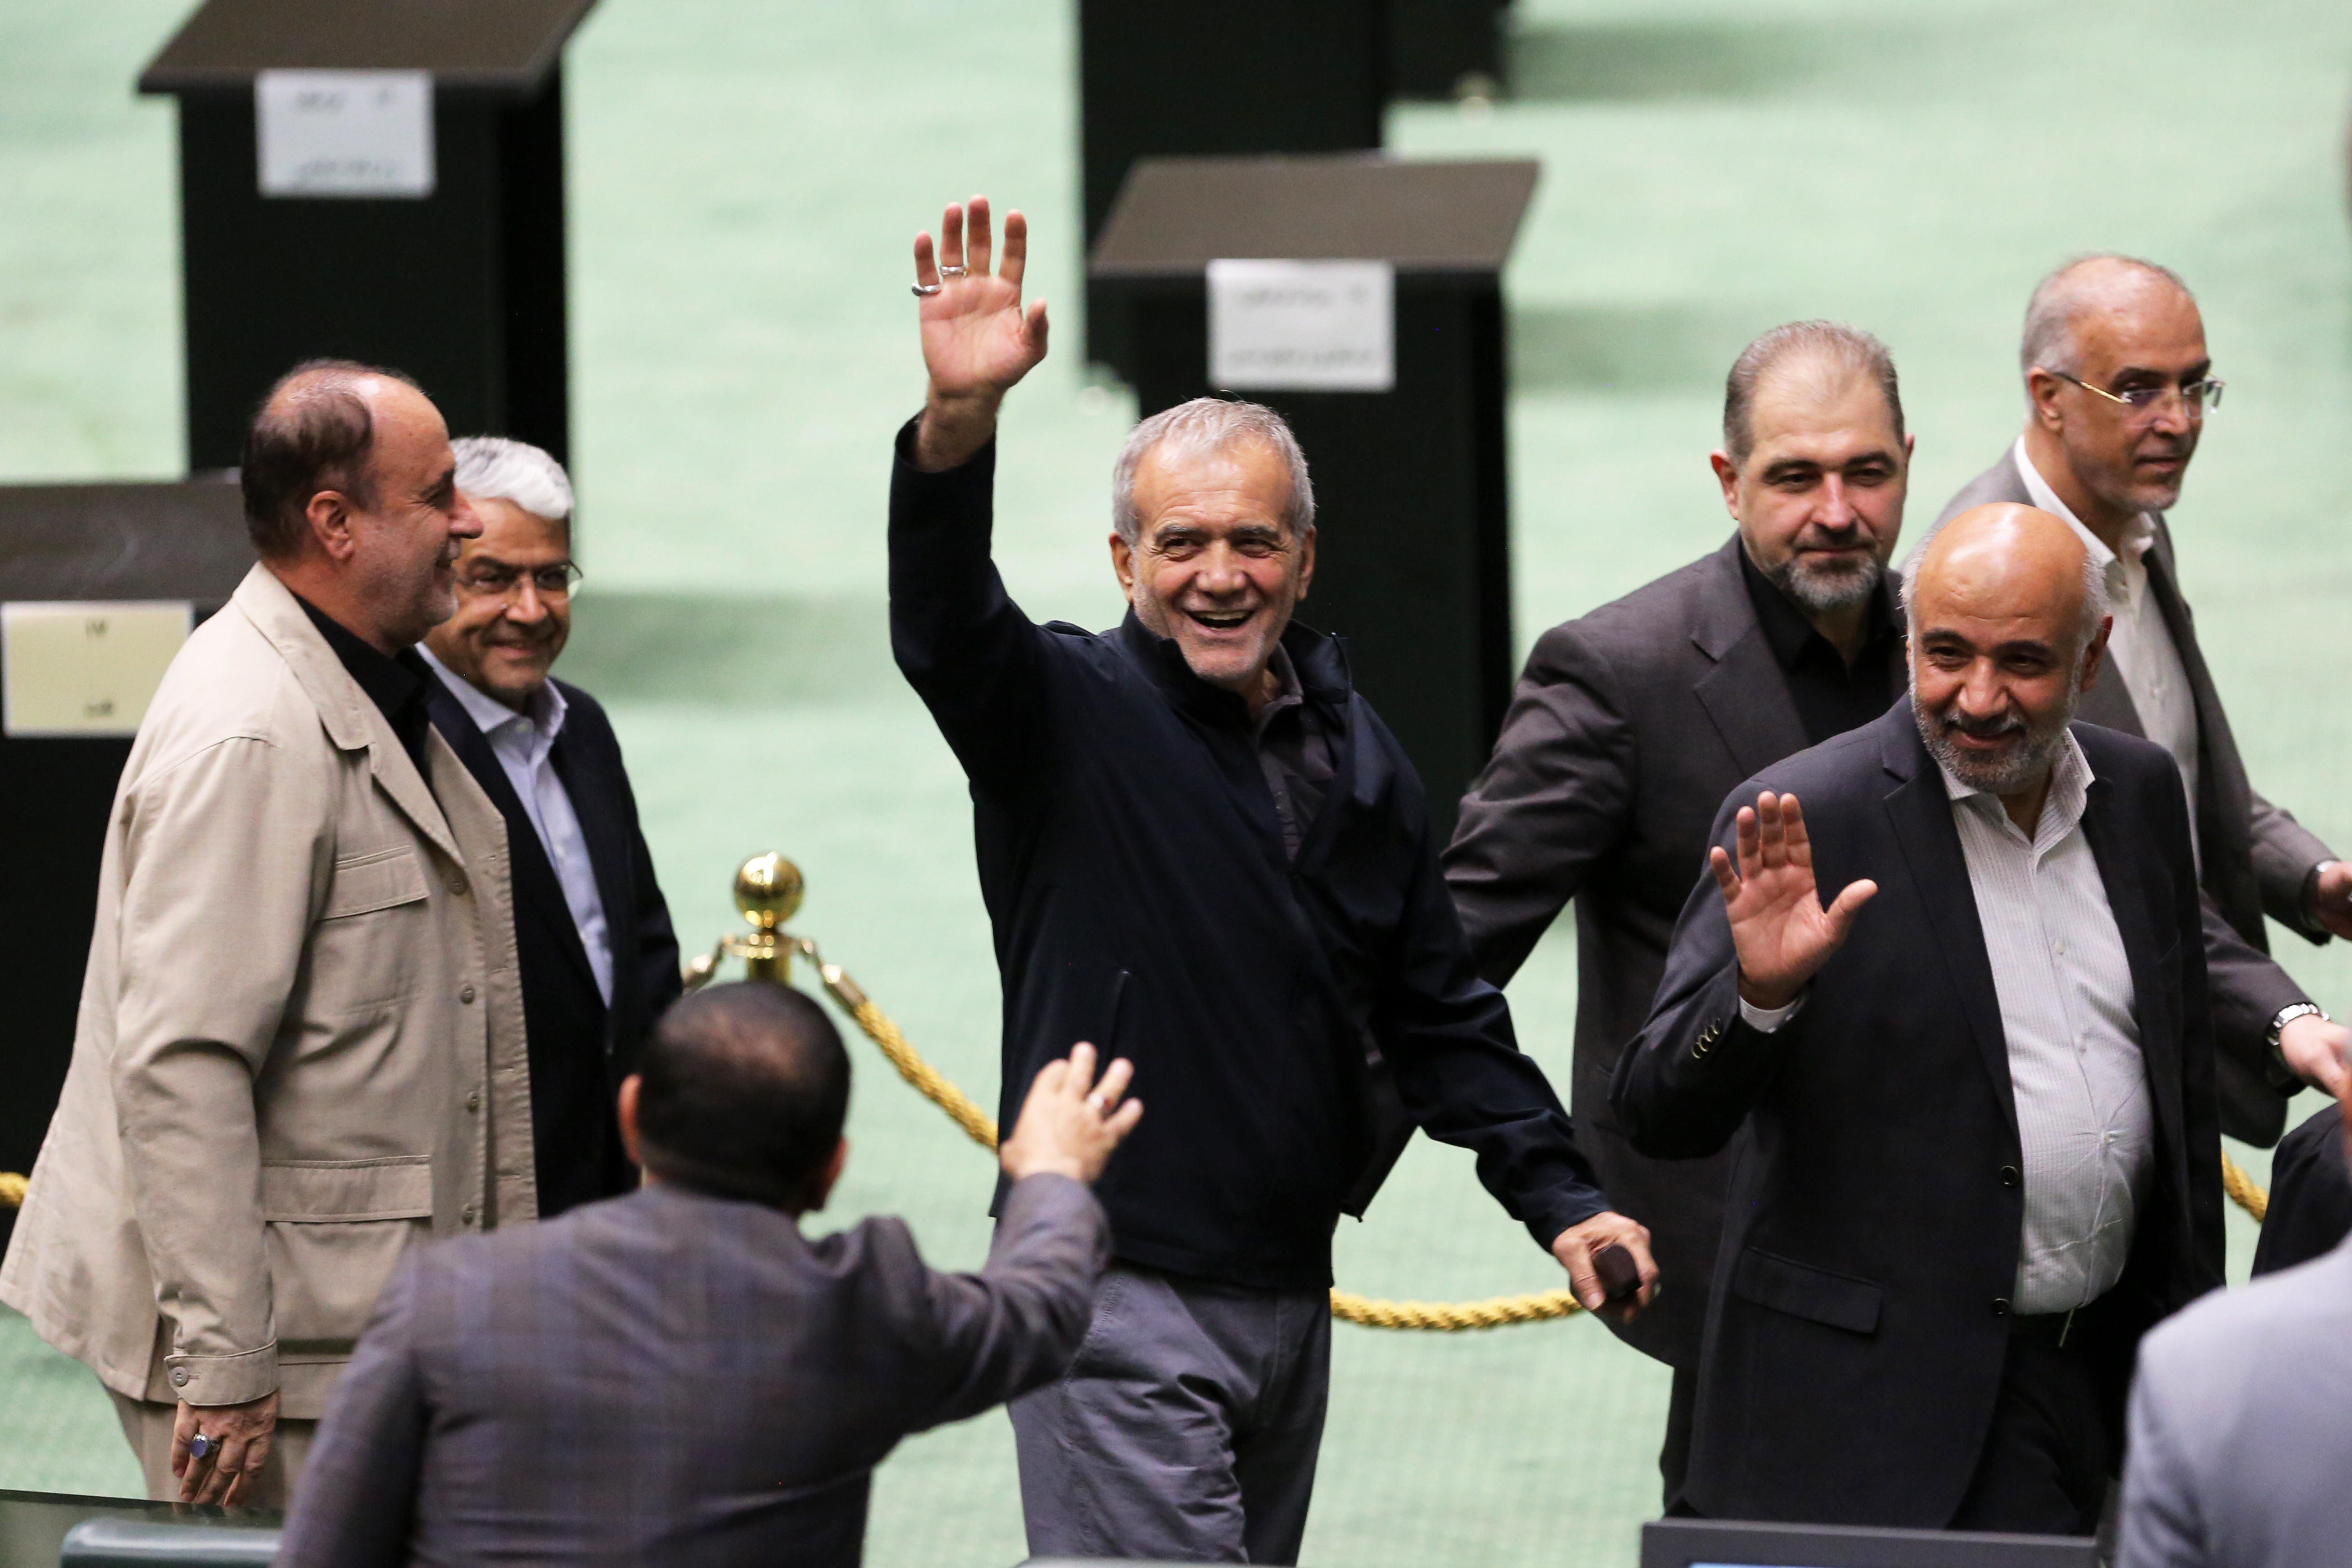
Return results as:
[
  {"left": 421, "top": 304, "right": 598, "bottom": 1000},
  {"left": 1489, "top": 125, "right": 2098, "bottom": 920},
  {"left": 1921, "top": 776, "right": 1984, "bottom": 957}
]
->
[
  {"left": 1090, "top": 155, "right": 1537, "bottom": 836},
  {"left": 0, "top": 481, "right": 250, "bottom": 1249},
  {"left": 138, "top": 0, "right": 597, "bottom": 470}
]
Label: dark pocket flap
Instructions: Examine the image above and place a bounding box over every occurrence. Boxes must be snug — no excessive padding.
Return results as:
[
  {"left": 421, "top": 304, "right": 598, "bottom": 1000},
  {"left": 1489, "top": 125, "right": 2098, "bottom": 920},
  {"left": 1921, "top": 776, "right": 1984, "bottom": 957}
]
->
[{"left": 1731, "top": 1246, "right": 1882, "bottom": 1335}]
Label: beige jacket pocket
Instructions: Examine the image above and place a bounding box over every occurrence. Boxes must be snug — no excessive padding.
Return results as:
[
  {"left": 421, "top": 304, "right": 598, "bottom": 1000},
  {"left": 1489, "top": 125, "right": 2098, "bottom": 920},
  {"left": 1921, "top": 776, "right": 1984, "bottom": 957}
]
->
[
  {"left": 261, "top": 1158, "right": 432, "bottom": 1350},
  {"left": 309, "top": 847, "right": 435, "bottom": 1012}
]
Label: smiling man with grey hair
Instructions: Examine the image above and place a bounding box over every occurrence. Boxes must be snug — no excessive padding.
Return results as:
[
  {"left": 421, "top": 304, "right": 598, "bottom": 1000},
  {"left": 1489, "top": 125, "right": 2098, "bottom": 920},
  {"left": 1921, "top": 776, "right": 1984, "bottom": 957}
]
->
[
  {"left": 887, "top": 196, "right": 1654, "bottom": 1564},
  {"left": 1937, "top": 254, "right": 2351, "bottom": 1144}
]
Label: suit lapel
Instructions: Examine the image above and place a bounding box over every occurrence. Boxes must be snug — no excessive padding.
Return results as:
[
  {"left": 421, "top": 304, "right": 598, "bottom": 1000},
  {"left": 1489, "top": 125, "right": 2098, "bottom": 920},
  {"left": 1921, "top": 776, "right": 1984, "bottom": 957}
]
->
[
  {"left": 548, "top": 710, "right": 634, "bottom": 995},
  {"left": 1691, "top": 539, "right": 1809, "bottom": 778},
  {"left": 2078, "top": 765, "right": 2184, "bottom": 1159},
  {"left": 1876, "top": 716, "right": 2017, "bottom": 1137},
  {"left": 429, "top": 685, "right": 603, "bottom": 997}
]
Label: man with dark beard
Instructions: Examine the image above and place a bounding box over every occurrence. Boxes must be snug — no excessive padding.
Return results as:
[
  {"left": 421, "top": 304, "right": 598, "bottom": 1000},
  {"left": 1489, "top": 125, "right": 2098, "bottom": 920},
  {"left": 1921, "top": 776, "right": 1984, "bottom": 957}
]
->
[
  {"left": 1446, "top": 321, "right": 1910, "bottom": 1502},
  {"left": 1936, "top": 255, "right": 2349, "bottom": 1143},
  {"left": 1614, "top": 502, "right": 2222, "bottom": 1534}
]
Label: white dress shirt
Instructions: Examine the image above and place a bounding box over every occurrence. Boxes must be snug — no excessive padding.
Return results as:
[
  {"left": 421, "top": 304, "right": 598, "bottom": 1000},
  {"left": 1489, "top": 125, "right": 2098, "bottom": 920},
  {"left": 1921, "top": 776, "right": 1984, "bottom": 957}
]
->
[
  {"left": 1741, "top": 732, "right": 2153, "bottom": 1314},
  {"left": 421, "top": 648, "right": 616, "bottom": 1006},
  {"left": 2012, "top": 438, "right": 2202, "bottom": 867}
]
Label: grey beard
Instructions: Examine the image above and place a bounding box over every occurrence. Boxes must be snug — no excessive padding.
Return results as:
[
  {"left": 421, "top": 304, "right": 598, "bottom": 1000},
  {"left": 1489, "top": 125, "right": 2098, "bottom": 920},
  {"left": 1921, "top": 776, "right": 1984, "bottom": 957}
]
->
[
  {"left": 1769, "top": 552, "right": 1883, "bottom": 615},
  {"left": 1912, "top": 678, "right": 2083, "bottom": 796}
]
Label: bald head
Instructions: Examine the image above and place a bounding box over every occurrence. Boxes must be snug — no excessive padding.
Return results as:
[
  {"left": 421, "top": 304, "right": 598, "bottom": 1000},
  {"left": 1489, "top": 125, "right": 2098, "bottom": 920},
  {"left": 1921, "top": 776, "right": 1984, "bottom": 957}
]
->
[
  {"left": 2020, "top": 254, "right": 2196, "bottom": 381},
  {"left": 1905, "top": 505, "right": 2113, "bottom": 799}
]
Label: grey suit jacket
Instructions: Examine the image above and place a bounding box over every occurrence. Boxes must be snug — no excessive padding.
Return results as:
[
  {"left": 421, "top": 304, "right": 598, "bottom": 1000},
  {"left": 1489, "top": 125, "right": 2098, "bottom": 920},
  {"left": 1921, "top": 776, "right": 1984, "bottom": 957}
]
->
[
  {"left": 277, "top": 1174, "right": 1109, "bottom": 1568},
  {"left": 1939, "top": 453, "right": 2335, "bottom": 1145},
  {"left": 1443, "top": 535, "right": 1904, "bottom": 1366},
  {"left": 2119, "top": 1234, "right": 2352, "bottom": 1567}
]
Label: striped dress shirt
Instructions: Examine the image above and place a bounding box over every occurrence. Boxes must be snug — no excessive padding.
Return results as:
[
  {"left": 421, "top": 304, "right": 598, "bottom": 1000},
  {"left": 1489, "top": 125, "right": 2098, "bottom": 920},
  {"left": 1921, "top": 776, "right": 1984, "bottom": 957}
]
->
[{"left": 1943, "top": 731, "right": 2153, "bottom": 1314}]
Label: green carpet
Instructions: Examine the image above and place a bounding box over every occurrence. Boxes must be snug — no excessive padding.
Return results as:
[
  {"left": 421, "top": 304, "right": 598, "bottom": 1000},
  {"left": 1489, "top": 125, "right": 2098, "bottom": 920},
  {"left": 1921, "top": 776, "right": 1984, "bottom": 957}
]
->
[{"left": 5, "top": 0, "right": 2350, "bottom": 1562}]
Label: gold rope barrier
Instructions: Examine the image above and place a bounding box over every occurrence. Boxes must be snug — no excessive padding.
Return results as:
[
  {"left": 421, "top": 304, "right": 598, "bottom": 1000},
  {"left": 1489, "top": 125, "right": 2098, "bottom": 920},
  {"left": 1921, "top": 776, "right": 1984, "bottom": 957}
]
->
[{"left": 2222, "top": 1151, "right": 2268, "bottom": 1224}]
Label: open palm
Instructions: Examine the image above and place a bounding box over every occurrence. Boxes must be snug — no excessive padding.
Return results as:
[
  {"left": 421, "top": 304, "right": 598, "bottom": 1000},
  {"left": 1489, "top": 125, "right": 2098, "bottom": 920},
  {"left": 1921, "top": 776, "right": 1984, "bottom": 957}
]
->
[
  {"left": 1709, "top": 791, "right": 1876, "bottom": 1010},
  {"left": 916, "top": 197, "right": 1048, "bottom": 401}
]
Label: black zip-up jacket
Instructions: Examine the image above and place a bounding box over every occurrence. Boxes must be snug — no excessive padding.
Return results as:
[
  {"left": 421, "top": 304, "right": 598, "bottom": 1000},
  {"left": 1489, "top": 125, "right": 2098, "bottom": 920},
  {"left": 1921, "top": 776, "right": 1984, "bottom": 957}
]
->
[{"left": 888, "top": 424, "right": 1610, "bottom": 1289}]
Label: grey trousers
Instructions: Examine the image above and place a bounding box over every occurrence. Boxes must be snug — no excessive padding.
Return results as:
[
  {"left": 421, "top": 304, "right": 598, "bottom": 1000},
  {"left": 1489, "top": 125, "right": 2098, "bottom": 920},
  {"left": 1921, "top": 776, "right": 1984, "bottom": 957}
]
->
[{"left": 1011, "top": 1263, "right": 1332, "bottom": 1565}]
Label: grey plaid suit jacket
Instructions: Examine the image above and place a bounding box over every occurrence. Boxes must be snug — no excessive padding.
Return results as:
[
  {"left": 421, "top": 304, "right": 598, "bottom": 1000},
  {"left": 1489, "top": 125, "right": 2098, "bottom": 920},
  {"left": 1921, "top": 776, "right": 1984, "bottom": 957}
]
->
[{"left": 278, "top": 1174, "right": 1109, "bottom": 1568}]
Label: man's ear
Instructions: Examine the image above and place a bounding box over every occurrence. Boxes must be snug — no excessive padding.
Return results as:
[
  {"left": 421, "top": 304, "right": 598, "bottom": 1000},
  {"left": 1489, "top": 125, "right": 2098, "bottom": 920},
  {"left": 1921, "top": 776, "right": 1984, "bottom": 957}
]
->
[
  {"left": 2025, "top": 369, "right": 2068, "bottom": 434},
  {"left": 616, "top": 1074, "right": 644, "bottom": 1167},
  {"left": 304, "top": 490, "right": 361, "bottom": 563},
  {"left": 2077, "top": 616, "right": 2114, "bottom": 694},
  {"left": 1294, "top": 525, "right": 1316, "bottom": 602},
  {"left": 805, "top": 1137, "right": 849, "bottom": 1213},
  {"left": 1708, "top": 450, "right": 1741, "bottom": 522},
  {"left": 1109, "top": 532, "right": 1137, "bottom": 601}
]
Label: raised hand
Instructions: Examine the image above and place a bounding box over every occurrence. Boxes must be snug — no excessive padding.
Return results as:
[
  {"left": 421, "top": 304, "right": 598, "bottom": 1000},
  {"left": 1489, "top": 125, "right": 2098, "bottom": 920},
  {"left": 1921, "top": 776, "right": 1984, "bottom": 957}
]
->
[
  {"left": 912, "top": 196, "right": 1049, "bottom": 471},
  {"left": 1708, "top": 791, "right": 1877, "bottom": 1011},
  {"left": 999, "top": 1041, "right": 1142, "bottom": 1185}
]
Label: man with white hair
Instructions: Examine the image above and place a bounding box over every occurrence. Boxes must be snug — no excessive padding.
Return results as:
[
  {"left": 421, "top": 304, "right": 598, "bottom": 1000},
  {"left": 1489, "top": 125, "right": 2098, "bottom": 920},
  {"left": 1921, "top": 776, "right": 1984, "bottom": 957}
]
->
[
  {"left": 421, "top": 436, "right": 683, "bottom": 1216},
  {"left": 890, "top": 196, "right": 1655, "bottom": 1564},
  {"left": 1937, "top": 254, "right": 2351, "bottom": 1145},
  {"left": 1617, "top": 503, "right": 2222, "bottom": 1534}
]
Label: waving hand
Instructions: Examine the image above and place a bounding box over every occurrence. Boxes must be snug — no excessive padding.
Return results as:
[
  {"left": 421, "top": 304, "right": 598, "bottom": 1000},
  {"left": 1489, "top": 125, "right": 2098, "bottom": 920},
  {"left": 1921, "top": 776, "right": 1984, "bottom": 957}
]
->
[
  {"left": 1709, "top": 791, "right": 1876, "bottom": 1011},
  {"left": 912, "top": 197, "right": 1048, "bottom": 471}
]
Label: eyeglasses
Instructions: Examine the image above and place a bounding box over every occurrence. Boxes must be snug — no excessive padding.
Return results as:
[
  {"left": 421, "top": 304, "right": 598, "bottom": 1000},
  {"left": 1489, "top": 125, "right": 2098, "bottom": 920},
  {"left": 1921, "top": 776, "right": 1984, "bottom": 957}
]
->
[
  {"left": 456, "top": 561, "right": 583, "bottom": 599},
  {"left": 2049, "top": 370, "right": 2225, "bottom": 418}
]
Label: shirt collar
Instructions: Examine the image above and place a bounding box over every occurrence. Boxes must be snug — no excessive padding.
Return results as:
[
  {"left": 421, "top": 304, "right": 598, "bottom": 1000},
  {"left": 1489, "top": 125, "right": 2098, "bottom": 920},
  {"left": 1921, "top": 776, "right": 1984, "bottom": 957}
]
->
[
  {"left": 1938, "top": 724, "right": 2094, "bottom": 843},
  {"left": 1735, "top": 539, "right": 1899, "bottom": 673},
  {"left": 293, "top": 594, "right": 430, "bottom": 725},
  {"left": 417, "top": 644, "right": 567, "bottom": 739},
  {"left": 2010, "top": 436, "right": 2155, "bottom": 570}
]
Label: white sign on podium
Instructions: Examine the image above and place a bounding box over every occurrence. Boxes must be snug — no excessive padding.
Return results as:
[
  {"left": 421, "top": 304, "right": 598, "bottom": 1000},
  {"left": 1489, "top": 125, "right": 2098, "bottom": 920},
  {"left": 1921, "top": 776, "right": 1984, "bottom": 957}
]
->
[
  {"left": 1208, "top": 259, "right": 1396, "bottom": 393},
  {"left": 256, "top": 70, "right": 436, "bottom": 198}
]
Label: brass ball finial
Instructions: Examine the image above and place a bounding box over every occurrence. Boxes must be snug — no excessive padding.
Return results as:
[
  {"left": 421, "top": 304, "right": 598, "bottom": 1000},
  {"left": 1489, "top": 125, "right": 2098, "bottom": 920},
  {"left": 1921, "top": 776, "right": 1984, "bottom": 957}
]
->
[{"left": 734, "top": 852, "right": 804, "bottom": 933}]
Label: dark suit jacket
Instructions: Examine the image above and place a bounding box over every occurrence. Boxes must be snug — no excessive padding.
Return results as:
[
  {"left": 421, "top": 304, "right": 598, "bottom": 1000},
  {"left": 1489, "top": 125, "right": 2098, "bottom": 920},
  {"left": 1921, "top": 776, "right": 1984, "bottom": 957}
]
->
[
  {"left": 1444, "top": 535, "right": 1905, "bottom": 1366},
  {"left": 2250, "top": 1104, "right": 2352, "bottom": 1277},
  {"left": 1939, "top": 453, "right": 2336, "bottom": 1145},
  {"left": 427, "top": 675, "right": 684, "bottom": 1216},
  {"left": 1613, "top": 707, "right": 2224, "bottom": 1528},
  {"left": 278, "top": 1175, "right": 1110, "bottom": 1568}
]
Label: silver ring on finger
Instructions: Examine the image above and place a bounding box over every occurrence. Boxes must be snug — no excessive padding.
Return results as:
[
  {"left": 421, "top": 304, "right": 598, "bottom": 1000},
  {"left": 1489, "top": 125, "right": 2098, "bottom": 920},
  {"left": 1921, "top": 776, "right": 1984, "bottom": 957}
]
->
[
  {"left": 911, "top": 283, "right": 942, "bottom": 297},
  {"left": 1088, "top": 1093, "right": 1109, "bottom": 1116},
  {"left": 188, "top": 1433, "right": 214, "bottom": 1461},
  {"left": 938, "top": 265, "right": 968, "bottom": 278}
]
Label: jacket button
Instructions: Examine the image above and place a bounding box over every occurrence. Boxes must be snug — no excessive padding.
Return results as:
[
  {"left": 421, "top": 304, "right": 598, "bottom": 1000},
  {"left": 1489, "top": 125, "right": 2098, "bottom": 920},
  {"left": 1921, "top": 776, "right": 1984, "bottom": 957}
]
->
[
  {"left": 465, "top": 1091, "right": 481, "bottom": 1112},
  {"left": 170, "top": 1368, "right": 189, "bottom": 1387},
  {"left": 1991, "top": 1297, "right": 2011, "bottom": 1316},
  {"left": 462, "top": 1205, "right": 478, "bottom": 1226},
  {"left": 460, "top": 985, "right": 477, "bottom": 1004},
  {"left": 2000, "top": 1166, "right": 2020, "bottom": 1188}
]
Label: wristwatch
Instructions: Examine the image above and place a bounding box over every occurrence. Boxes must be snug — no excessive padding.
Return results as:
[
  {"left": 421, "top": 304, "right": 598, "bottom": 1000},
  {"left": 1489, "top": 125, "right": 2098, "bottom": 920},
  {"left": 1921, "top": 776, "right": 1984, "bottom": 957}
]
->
[{"left": 2268, "top": 1002, "right": 2331, "bottom": 1077}]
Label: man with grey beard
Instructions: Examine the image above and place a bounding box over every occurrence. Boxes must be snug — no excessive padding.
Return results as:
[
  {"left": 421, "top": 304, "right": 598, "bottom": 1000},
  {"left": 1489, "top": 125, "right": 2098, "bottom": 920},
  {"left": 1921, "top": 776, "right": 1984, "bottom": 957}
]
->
[
  {"left": 1616, "top": 503, "right": 2222, "bottom": 1534},
  {"left": 1447, "top": 320, "right": 1909, "bottom": 1503},
  {"left": 1937, "top": 255, "right": 2349, "bottom": 1144}
]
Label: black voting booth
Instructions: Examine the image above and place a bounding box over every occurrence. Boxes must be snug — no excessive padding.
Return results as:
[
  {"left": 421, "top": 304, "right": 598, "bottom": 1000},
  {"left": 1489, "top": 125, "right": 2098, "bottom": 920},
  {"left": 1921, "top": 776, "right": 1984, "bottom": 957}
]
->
[
  {"left": 139, "top": 0, "right": 596, "bottom": 468},
  {"left": 1090, "top": 155, "right": 1536, "bottom": 839},
  {"left": 0, "top": 482, "right": 251, "bottom": 1251}
]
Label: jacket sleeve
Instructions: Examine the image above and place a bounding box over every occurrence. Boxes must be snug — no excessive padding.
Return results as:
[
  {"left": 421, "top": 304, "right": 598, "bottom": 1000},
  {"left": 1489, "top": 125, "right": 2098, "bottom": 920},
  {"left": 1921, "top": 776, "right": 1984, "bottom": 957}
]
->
[
  {"left": 887, "top": 417, "right": 1050, "bottom": 798},
  {"left": 2116, "top": 1351, "right": 2212, "bottom": 1568},
  {"left": 1377, "top": 769, "right": 1613, "bottom": 1252},
  {"left": 275, "top": 1259, "right": 427, "bottom": 1568},
  {"left": 111, "top": 735, "right": 332, "bottom": 1405},
  {"left": 2196, "top": 892, "right": 2308, "bottom": 1093},
  {"left": 1443, "top": 623, "right": 1637, "bottom": 987},
  {"left": 619, "top": 764, "right": 683, "bottom": 1029},
  {"left": 908, "top": 1174, "right": 1111, "bottom": 1429},
  {"left": 1612, "top": 794, "right": 1788, "bottom": 1159},
  {"left": 2245, "top": 786, "right": 2336, "bottom": 944}
]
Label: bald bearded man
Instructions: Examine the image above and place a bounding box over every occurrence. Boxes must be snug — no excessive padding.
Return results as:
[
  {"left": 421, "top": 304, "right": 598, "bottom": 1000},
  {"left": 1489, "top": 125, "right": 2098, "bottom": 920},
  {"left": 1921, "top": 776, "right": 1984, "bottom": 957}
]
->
[{"left": 1616, "top": 505, "right": 2223, "bottom": 1535}]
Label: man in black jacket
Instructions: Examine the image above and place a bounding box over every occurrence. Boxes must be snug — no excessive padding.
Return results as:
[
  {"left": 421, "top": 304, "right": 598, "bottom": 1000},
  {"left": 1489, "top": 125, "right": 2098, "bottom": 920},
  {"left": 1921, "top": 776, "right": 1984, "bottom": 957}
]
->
[
  {"left": 891, "top": 196, "right": 1653, "bottom": 1565},
  {"left": 1445, "top": 320, "right": 1910, "bottom": 1501},
  {"left": 422, "top": 437, "right": 682, "bottom": 1217},
  {"left": 1616, "top": 504, "right": 2223, "bottom": 1533}
]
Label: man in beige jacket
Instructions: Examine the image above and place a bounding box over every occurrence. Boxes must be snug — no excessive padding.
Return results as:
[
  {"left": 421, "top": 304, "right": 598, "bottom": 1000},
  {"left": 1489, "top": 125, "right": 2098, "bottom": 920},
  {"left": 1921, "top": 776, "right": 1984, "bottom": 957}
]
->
[{"left": 0, "top": 360, "right": 534, "bottom": 1508}]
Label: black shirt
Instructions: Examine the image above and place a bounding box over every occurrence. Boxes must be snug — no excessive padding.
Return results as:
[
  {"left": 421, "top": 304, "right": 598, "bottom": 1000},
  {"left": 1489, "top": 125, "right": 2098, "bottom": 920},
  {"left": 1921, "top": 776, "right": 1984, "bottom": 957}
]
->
[
  {"left": 294, "top": 596, "right": 438, "bottom": 781},
  {"left": 1251, "top": 644, "right": 1337, "bottom": 861},
  {"left": 1737, "top": 546, "right": 1904, "bottom": 746}
]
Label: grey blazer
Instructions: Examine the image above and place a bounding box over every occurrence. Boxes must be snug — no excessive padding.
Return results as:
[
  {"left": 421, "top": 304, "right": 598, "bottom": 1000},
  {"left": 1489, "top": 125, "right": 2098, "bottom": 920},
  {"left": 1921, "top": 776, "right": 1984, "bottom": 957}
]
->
[
  {"left": 1443, "top": 535, "right": 1903, "bottom": 1367},
  {"left": 277, "top": 1174, "right": 1110, "bottom": 1568},
  {"left": 1939, "top": 453, "right": 2335, "bottom": 1145},
  {"left": 2118, "top": 1234, "right": 2352, "bottom": 1567}
]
